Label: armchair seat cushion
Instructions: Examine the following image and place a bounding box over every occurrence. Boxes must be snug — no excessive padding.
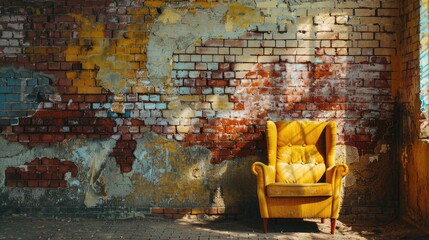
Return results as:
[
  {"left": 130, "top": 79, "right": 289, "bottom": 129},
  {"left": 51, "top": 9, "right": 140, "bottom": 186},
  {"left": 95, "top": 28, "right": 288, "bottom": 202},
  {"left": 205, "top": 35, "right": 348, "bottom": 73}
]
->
[{"left": 266, "top": 182, "right": 332, "bottom": 197}]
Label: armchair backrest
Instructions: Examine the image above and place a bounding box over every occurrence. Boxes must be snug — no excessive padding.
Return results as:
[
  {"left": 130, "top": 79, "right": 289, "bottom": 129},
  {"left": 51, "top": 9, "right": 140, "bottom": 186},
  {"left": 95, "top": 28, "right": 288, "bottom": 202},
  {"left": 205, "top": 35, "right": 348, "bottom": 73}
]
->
[{"left": 266, "top": 120, "right": 337, "bottom": 184}]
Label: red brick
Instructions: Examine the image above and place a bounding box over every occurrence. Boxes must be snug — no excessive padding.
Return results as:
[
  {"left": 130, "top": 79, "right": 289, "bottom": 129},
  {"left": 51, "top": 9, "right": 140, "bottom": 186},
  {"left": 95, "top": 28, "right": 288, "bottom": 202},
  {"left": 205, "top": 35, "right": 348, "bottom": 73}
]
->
[
  {"left": 185, "top": 134, "right": 196, "bottom": 141},
  {"left": 205, "top": 207, "right": 218, "bottom": 215},
  {"left": 20, "top": 172, "right": 30, "bottom": 180},
  {"left": 52, "top": 158, "right": 61, "bottom": 165},
  {"left": 41, "top": 157, "right": 53, "bottom": 165},
  {"left": 34, "top": 110, "right": 82, "bottom": 118},
  {"left": 178, "top": 208, "right": 192, "bottom": 215},
  {"left": 16, "top": 180, "right": 27, "bottom": 187},
  {"left": 60, "top": 63, "right": 73, "bottom": 71},
  {"left": 164, "top": 208, "right": 178, "bottom": 214},
  {"left": 59, "top": 180, "right": 67, "bottom": 188},
  {"left": 32, "top": 16, "right": 48, "bottom": 22},
  {"left": 25, "top": 166, "right": 37, "bottom": 173},
  {"left": 151, "top": 208, "right": 164, "bottom": 214},
  {"left": 18, "top": 134, "right": 30, "bottom": 142},
  {"left": 28, "top": 180, "right": 38, "bottom": 187},
  {"left": 220, "top": 149, "right": 231, "bottom": 156},
  {"left": 55, "top": 15, "right": 74, "bottom": 22},
  {"left": 85, "top": 95, "right": 107, "bottom": 102},
  {"left": 37, "top": 165, "right": 48, "bottom": 173},
  {"left": 48, "top": 62, "right": 60, "bottom": 70},
  {"left": 42, "top": 173, "right": 52, "bottom": 180},
  {"left": 126, "top": 156, "right": 135, "bottom": 163},
  {"left": 6, "top": 180, "right": 16, "bottom": 187},
  {"left": 50, "top": 180, "right": 60, "bottom": 188},
  {"left": 114, "top": 156, "right": 127, "bottom": 164},
  {"left": 121, "top": 133, "right": 133, "bottom": 140},
  {"left": 224, "top": 40, "right": 246, "bottom": 47},
  {"left": 5, "top": 167, "right": 16, "bottom": 174},
  {"left": 39, "top": 180, "right": 49, "bottom": 188},
  {"left": 7, "top": 135, "right": 18, "bottom": 142},
  {"left": 314, "top": 71, "right": 334, "bottom": 79},
  {"left": 203, "top": 39, "right": 223, "bottom": 46},
  {"left": 51, "top": 172, "right": 63, "bottom": 180},
  {"left": 28, "top": 158, "right": 42, "bottom": 165},
  {"left": 59, "top": 165, "right": 70, "bottom": 173},
  {"left": 120, "top": 164, "right": 132, "bottom": 173}
]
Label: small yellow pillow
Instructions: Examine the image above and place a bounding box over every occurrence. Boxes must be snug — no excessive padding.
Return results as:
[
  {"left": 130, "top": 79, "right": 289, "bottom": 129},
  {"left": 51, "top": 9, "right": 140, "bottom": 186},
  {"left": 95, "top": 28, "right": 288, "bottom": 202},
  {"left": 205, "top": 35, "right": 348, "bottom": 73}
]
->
[{"left": 276, "top": 145, "right": 326, "bottom": 183}]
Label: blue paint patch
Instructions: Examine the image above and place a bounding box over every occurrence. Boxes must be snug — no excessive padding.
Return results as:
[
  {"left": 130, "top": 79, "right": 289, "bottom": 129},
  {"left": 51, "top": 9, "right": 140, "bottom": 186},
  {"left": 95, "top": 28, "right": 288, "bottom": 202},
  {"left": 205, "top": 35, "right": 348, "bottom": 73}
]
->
[{"left": 0, "top": 68, "right": 55, "bottom": 126}]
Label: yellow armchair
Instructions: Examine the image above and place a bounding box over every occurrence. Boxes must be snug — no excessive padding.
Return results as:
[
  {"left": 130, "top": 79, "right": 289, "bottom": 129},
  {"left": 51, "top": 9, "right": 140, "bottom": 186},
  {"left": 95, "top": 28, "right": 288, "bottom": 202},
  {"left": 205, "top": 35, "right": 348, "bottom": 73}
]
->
[{"left": 251, "top": 120, "right": 348, "bottom": 234}]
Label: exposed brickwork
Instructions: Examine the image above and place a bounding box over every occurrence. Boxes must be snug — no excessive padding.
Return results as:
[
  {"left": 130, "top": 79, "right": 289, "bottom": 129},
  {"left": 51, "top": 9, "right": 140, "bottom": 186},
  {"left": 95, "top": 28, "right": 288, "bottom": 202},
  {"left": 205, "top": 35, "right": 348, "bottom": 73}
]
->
[
  {"left": 0, "top": 0, "right": 400, "bottom": 164},
  {"left": 0, "top": 0, "right": 406, "bottom": 221},
  {"left": 5, "top": 157, "right": 78, "bottom": 188},
  {"left": 0, "top": 0, "right": 400, "bottom": 165},
  {"left": 111, "top": 138, "right": 138, "bottom": 173}
]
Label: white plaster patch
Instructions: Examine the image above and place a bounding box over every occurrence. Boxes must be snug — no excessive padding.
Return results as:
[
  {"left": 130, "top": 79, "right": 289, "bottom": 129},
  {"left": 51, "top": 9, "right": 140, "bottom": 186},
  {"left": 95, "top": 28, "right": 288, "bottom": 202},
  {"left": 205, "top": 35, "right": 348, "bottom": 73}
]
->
[
  {"left": 335, "top": 145, "right": 359, "bottom": 164},
  {"left": 379, "top": 144, "right": 390, "bottom": 153},
  {"left": 345, "top": 172, "right": 356, "bottom": 187},
  {"left": 101, "top": 158, "right": 133, "bottom": 197},
  {"left": 369, "top": 155, "right": 379, "bottom": 163}
]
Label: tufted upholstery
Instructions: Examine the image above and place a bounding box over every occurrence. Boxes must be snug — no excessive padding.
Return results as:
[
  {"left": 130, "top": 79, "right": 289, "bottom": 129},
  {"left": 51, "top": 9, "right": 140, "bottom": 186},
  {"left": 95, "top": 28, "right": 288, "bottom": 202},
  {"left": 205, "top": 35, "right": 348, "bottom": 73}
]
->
[
  {"left": 251, "top": 120, "right": 348, "bottom": 234},
  {"left": 275, "top": 121, "right": 328, "bottom": 184}
]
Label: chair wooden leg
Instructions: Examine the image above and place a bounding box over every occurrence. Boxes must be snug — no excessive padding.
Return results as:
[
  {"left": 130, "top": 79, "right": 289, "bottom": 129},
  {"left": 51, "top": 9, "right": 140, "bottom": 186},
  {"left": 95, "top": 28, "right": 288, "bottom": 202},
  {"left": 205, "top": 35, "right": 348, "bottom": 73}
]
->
[
  {"left": 321, "top": 218, "right": 325, "bottom": 223},
  {"left": 262, "top": 218, "right": 268, "bottom": 233},
  {"left": 330, "top": 218, "right": 336, "bottom": 234}
]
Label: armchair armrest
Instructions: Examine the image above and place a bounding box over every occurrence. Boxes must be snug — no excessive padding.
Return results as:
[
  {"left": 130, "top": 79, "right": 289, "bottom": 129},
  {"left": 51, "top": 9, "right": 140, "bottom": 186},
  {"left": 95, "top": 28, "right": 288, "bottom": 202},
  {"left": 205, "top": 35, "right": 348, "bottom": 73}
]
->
[
  {"left": 326, "top": 163, "right": 349, "bottom": 182},
  {"left": 326, "top": 163, "right": 349, "bottom": 219},
  {"left": 251, "top": 162, "right": 275, "bottom": 186},
  {"left": 251, "top": 162, "right": 275, "bottom": 218}
]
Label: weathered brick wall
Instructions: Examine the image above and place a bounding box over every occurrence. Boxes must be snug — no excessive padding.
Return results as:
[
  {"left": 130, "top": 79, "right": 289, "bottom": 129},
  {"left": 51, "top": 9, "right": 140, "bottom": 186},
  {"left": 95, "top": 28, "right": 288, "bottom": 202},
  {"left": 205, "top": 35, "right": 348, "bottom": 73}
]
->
[
  {"left": 0, "top": 0, "right": 402, "bottom": 221},
  {"left": 398, "top": 0, "right": 429, "bottom": 231},
  {"left": 5, "top": 157, "right": 78, "bottom": 188}
]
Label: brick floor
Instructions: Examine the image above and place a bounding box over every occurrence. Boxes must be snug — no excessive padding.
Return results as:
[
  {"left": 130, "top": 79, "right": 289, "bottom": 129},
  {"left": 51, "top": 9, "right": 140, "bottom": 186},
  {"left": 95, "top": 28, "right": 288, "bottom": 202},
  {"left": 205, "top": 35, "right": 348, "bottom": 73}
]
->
[{"left": 0, "top": 215, "right": 428, "bottom": 239}]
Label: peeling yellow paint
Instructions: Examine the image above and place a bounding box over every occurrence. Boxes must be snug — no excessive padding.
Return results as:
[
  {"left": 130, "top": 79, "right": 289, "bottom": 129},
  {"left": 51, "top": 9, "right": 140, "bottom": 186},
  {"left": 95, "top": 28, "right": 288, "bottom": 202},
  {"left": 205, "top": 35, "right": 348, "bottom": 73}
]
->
[
  {"left": 224, "top": 2, "right": 264, "bottom": 32},
  {"left": 159, "top": 8, "right": 183, "bottom": 24},
  {"left": 61, "top": 14, "right": 152, "bottom": 102},
  {"left": 143, "top": 0, "right": 165, "bottom": 7},
  {"left": 192, "top": 1, "right": 220, "bottom": 9}
]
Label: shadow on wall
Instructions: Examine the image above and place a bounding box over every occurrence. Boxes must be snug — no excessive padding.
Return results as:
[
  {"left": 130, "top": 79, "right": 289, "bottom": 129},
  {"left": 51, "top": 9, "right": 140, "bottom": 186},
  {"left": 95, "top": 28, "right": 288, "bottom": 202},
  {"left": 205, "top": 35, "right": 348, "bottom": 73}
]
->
[{"left": 114, "top": 130, "right": 259, "bottom": 213}]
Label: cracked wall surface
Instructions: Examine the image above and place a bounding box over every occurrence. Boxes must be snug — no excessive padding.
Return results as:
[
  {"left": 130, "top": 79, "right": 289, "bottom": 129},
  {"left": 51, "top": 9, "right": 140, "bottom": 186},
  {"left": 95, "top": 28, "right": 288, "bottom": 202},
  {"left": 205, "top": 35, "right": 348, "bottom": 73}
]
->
[{"left": 0, "top": 0, "right": 405, "bottom": 221}]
